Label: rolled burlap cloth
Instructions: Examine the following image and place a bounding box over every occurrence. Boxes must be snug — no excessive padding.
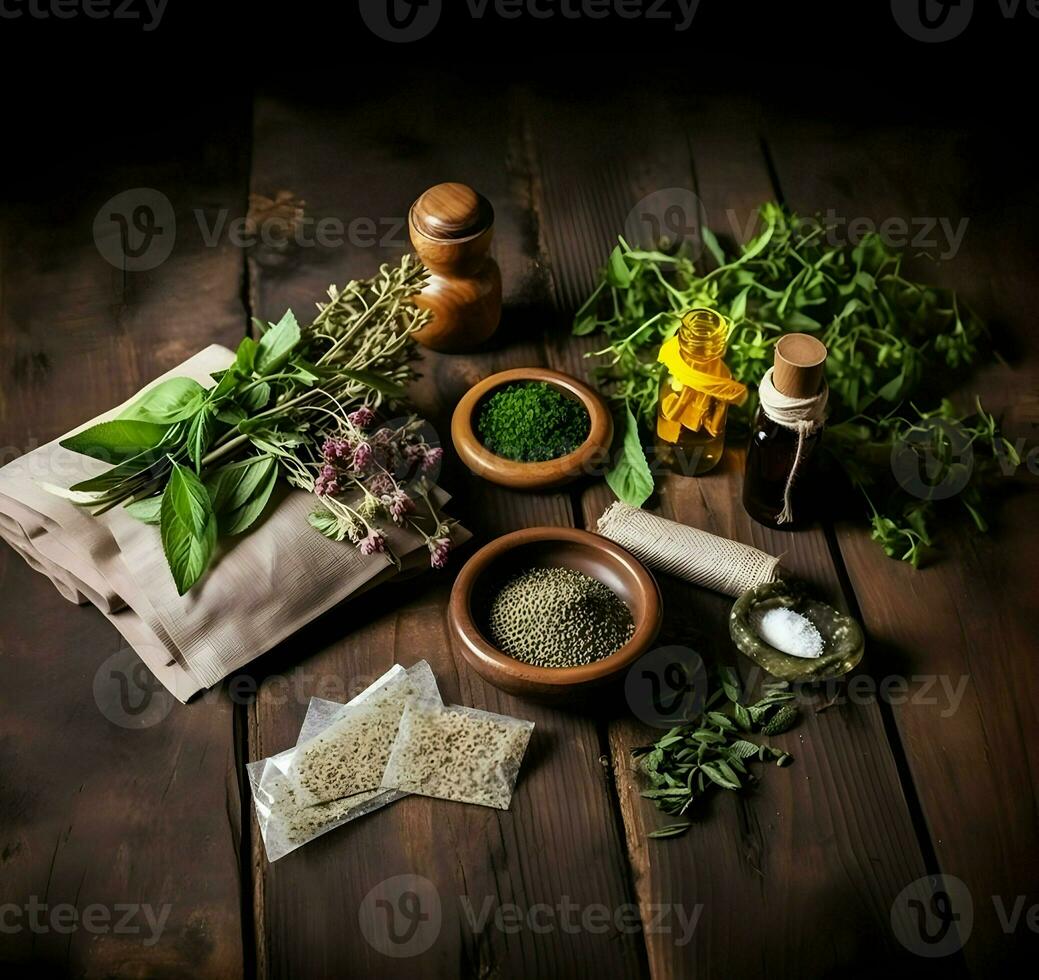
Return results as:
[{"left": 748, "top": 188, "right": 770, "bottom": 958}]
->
[{"left": 597, "top": 501, "right": 781, "bottom": 598}]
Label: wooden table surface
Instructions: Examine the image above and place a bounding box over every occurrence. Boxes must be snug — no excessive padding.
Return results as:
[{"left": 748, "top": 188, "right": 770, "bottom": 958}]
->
[{"left": 1, "top": 79, "right": 1036, "bottom": 979}]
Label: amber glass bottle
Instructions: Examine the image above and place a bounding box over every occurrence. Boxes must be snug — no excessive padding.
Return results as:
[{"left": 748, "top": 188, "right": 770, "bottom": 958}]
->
[
  {"left": 743, "top": 334, "right": 828, "bottom": 529},
  {"left": 656, "top": 309, "right": 743, "bottom": 476}
]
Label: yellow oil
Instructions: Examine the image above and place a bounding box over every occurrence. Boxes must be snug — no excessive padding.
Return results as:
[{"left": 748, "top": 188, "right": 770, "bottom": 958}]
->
[{"left": 656, "top": 308, "right": 732, "bottom": 476}]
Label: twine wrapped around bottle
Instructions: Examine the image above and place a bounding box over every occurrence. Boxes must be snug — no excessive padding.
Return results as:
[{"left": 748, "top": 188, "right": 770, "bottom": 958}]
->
[
  {"left": 597, "top": 502, "right": 781, "bottom": 598},
  {"left": 757, "top": 368, "right": 829, "bottom": 525}
]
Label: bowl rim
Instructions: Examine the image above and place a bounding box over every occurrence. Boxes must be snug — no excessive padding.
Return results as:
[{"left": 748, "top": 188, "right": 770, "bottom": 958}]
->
[
  {"left": 450, "top": 368, "right": 613, "bottom": 488},
  {"left": 449, "top": 526, "right": 663, "bottom": 687}
]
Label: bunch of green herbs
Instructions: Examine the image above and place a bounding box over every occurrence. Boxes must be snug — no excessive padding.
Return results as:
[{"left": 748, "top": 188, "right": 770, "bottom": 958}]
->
[
  {"left": 50, "top": 256, "right": 434, "bottom": 594},
  {"left": 574, "top": 202, "right": 1016, "bottom": 564},
  {"left": 633, "top": 669, "right": 799, "bottom": 839}
]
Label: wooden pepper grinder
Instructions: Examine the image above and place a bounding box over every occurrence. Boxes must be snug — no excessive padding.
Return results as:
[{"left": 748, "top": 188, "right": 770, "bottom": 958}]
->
[{"left": 409, "top": 182, "right": 502, "bottom": 353}]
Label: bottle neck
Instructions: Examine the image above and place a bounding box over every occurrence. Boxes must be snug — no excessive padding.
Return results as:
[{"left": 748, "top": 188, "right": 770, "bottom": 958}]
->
[{"left": 677, "top": 309, "right": 727, "bottom": 368}]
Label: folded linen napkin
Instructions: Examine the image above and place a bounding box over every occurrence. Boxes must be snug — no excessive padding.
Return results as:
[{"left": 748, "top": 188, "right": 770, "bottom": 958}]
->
[{"left": 0, "top": 345, "right": 466, "bottom": 702}]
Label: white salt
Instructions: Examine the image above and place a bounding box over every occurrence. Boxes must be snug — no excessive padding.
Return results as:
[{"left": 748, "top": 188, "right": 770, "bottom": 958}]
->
[{"left": 753, "top": 607, "right": 824, "bottom": 659}]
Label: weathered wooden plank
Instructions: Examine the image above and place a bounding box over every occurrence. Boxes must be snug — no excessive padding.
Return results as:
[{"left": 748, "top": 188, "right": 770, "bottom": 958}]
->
[
  {"left": 247, "top": 77, "right": 647, "bottom": 980},
  {"left": 765, "top": 113, "right": 1039, "bottom": 972},
  {"left": 0, "top": 103, "right": 250, "bottom": 977},
  {"left": 523, "top": 90, "right": 944, "bottom": 977}
]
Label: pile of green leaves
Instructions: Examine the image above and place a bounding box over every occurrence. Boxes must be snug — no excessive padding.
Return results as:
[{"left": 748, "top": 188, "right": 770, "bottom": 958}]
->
[
  {"left": 51, "top": 256, "right": 429, "bottom": 594},
  {"left": 575, "top": 202, "right": 1016, "bottom": 564},
  {"left": 477, "top": 381, "right": 591, "bottom": 462},
  {"left": 633, "top": 670, "right": 799, "bottom": 839}
]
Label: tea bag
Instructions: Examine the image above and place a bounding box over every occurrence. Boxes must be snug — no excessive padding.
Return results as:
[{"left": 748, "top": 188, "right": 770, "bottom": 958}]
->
[
  {"left": 285, "top": 660, "right": 440, "bottom": 805},
  {"left": 248, "top": 661, "right": 439, "bottom": 862},
  {"left": 382, "top": 698, "right": 534, "bottom": 810}
]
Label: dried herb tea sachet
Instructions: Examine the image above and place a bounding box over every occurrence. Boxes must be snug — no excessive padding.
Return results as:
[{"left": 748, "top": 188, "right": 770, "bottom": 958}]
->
[
  {"left": 248, "top": 661, "right": 440, "bottom": 861},
  {"left": 381, "top": 698, "right": 534, "bottom": 810},
  {"left": 285, "top": 660, "right": 440, "bottom": 806}
]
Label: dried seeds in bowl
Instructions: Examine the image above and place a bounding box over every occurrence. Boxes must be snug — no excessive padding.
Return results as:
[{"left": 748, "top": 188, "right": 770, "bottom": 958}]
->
[{"left": 382, "top": 698, "right": 534, "bottom": 810}]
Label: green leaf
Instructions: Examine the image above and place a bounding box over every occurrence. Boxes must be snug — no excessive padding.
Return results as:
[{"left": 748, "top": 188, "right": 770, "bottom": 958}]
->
[
  {"left": 124, "top": 496, "right": 163, "bottom": 525},
  {"left": 701, "top": 226, "right": 726, "bottom": 266},
  {"left": 119, "top": 377, "right": 206, "bottom": 424},
  {"left": 647, "top": 822, "right": 691, "bottom": 839},
  {"left": 240, "top": 381, "right": 272, "bottom": 413},
  {"left": 205, "top": 456, "right": 279, "bottom": 535},
  {"left": 573, "top": 310, "right": 600, "bottom": 336},
  {"left": 605, "top": 406, "right": 654, "bottom": 507},
  {"left": 160, "top": 461, "right": 217, "bottom": 595},
  {"left": 338, "top": 368, "right": 407, "bottom": 399},
  {"left": 186, "top": 408, "right": 217, "bottom": 472},
  {"left": 700, "top": 762, "right": 740, "bottom": 791},
  {"left": 60, "top": 419, "right": 173, "bottom": 463},
  {"left": 728, "top": 740, "right": 762, "bottom": 760},
  {"left": 308, "top": 508, "right": 347, "bottom": 541},
  {"left": 235, "top": 336, "right": 258, "bottom": 375},
  {"left": 254, "top": 309, "right": 301, "bottom": 374},
  {"left": 606, "top": 246, "right": 632, "bottom": 289}
]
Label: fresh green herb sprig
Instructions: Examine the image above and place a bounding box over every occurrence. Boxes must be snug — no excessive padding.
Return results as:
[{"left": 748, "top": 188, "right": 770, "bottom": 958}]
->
[
  {"left": 633, "top": 670, "right": 799, "bottom": 839},
  {"left": 575, "top": 202, "right": 1010, "bottom": 564},
  {"left": 477, "top": 381, "right": 590, "bottom": 462},
  {"left": 50, "top": 256, "right": 432, "bottom": 594}
]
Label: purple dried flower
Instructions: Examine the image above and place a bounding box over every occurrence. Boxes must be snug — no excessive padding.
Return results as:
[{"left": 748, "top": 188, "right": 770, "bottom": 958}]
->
[
  {"left": 322, "top": 437, "right": 349, "bottom": 462},
  {"left": 429, "top": 536, "right": 451, "bottom": 570},
  {"left": 368, "top": 472, "right": 396, "bottom": 496},
  {"left": 314, "top": 468, "right": 340, "bottom": 497},
  {"left": 383, "top": 489, "right": 415, "bottom": 524},
  {"left": 349, "top": 406, "right": 376, "bottom": 429},
  {"left": 421, "top": 446, "right": 444, "bottom": 473},
  {"left": 352, "top": 442, "right": 373, "bottom": 472},
  {"left": 359, "top": 529, "right": 386, "bottom": 557}
]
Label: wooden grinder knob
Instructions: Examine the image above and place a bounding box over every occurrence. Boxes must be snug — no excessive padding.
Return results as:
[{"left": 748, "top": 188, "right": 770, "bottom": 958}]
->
[{"left": 409, "top": 182, "right": 502, "bottom": 353}]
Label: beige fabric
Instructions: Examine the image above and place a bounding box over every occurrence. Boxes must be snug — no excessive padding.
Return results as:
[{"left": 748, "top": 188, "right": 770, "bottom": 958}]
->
[
  {"left": 597, "top": 501, "right": 780, "bottom": 598},
  {"left": 0, "top": 345, "right": 466, "bottom": 702}
]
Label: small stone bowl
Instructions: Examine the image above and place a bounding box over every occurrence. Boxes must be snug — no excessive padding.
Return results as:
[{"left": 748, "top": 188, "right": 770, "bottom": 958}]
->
[
  {"left": 729, "top": 580, "right": 865, "bottom": 683},
  {"left": 450, "top": 367, "right": 613, "bottom": 491},
  {"left": 448, "top": 526, "right": 662, "bottom": 701}
]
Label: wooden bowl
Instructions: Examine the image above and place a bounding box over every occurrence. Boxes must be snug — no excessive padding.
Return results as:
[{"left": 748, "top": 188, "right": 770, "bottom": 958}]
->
[
  {"left": 448, "top": 527, "right": 663, "bottom": 701},
  {"left": 450, "top": 368, "right": 613, "bottom": 490}
]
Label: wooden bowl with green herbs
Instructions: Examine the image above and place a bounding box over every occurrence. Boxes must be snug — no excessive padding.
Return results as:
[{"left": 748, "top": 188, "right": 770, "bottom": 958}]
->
[
  {"left": 449, "top": 527, "right": 662, "bottom": 700},
  {"left": 450, "top": 367, "right": 613, "bottom": 490}
]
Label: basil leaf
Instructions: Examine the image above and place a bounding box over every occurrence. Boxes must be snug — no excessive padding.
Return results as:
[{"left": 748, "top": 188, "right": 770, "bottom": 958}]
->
[
  {"left": 124, "top": 496, "right": 163, "bottom": 525},
  {"left": 240, "top": 381, "right": 272, "bottom": 412},
  {"left": 206, "top": 456, "right": 278, "bottom": 535},
  {"left": 254, "top": 309, "right": 300, "bottom": 374},
  {"left": 60, "top": 419, "right": 172, "bottom": 463},
  {"left": 160, "top": 461, "right": 217, "bottom": 595},
  {"left": 235, "top": 336, "right": 258, "bottom": 374},
  {"left": 605, "top": 406, "right": 653, "bottom": 508},
  {"left": 119, "top": 377, "right": 207, "bottom": 424},
  {"left": 186, "top": 408, "right": 217, "bottom": 471}
]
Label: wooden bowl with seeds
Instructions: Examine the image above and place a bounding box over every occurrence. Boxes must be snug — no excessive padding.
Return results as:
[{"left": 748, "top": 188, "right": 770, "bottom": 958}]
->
[
  {"left": 448, "top": 527, "right": 662, "bottom": 701},
  {"left": 450, "top": 367, "right": 613, "bottom": 491}
]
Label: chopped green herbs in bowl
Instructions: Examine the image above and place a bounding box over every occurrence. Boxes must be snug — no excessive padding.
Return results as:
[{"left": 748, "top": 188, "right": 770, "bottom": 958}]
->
[
  {"left": 450, "top": 368, "right": 613, "bottom": 491},
  {"left": 477, "top": 381, "right": 590, "bottom": 462}
]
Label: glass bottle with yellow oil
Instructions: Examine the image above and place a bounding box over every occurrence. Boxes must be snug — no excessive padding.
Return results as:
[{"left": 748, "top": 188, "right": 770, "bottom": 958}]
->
[{"left": 655, "top": 308, "right": 747, "bottom": 475}]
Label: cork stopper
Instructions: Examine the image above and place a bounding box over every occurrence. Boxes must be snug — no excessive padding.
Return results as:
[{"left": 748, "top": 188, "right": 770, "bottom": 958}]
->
[
  {"left": 410, "top": 182, "right": 493, "bottom": 241},
  {"left": 773, "top": 334, "right": 827, "bottom": 398}
]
